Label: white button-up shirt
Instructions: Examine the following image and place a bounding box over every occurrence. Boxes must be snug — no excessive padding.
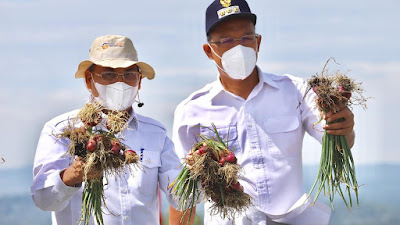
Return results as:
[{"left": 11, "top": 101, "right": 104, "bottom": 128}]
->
[
  {"left": 31, "top": 109, "right": 181, "bottom": 225},
  {"left": 173, "top": 67, "right": 331, "bottom": 225}
]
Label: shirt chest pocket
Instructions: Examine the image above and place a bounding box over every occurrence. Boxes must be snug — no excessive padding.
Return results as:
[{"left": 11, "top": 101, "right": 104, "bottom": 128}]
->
[
  {"left": 200, "top": 125, "right": 241, "bottom": 153},
  {"left": 135, "top": 150, "right": 161, "bottom": 197},
  {"left": 264, "top": 116, "right": 302, "bottom": 157}
]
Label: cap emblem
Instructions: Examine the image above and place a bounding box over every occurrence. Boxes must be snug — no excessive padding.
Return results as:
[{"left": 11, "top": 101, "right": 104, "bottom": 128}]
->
[
  {"left": 220, "top": 0, "right": 231, "bottom": 8},
  {"left": 217, "top": 5, "right": 240, "bottom": 19}
]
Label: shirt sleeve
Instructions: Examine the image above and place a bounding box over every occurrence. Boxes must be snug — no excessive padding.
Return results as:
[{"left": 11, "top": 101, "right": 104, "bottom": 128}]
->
[
  {"left": 297, "top": 79, "right": 324, "bottom": 144},
  {"left": 172, "top": 103, "right": 200, "bottom": 162},
  {"left": 157, "top": 134, "right": 182, "bottom": 210},
  {"left": 166, "top": 103, "right": 204, "bottom": 209},
  {"left": 31, "top": 122, "right": 81, "bottom": 212}
]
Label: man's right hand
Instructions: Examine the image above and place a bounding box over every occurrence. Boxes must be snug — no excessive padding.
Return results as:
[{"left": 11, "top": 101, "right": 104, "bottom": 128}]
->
[{"left": 60, "top": 156, "right": 102, "bottom": 187}]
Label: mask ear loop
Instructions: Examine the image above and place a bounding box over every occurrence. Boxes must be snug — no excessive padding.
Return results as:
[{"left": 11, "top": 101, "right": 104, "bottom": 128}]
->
[
  {"left": 89, "top": 73, "right": 108, "bottom": 107},
  {"left": 87, "top": 64, "right": 96, "bottom": 94},
  {"left": 90, "top": 72, "right": 96, "bottom": 90},
  {"left": 208, "top": 44, "right": 229, "bottom": 75},
  {"left": 88, "top": 72, "right": 96, "bottom": 102}
]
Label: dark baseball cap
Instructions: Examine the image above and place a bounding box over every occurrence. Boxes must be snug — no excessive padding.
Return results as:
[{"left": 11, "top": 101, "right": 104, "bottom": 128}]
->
[{"left": 205, "top": 0, "right": 257, "bottom": 35}]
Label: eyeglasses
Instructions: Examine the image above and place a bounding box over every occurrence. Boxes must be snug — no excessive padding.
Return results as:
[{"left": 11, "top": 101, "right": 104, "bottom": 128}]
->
[
  {"left": 91, "top": 70, "right": 141, "bottom": 84},
  {"left": 209, "top": 34, "right": 259, "bottom": 48}
]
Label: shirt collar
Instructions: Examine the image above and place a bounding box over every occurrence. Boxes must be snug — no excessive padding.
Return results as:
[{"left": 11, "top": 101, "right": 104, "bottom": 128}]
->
[
  {"left": 257, "top": 66, "right": 279, "bottom": 89},
  {"left": 208, "top": 66, "right": 279, "bottom": 101}
]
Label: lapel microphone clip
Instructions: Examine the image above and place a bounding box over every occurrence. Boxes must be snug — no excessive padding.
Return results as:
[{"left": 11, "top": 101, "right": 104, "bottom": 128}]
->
[{"left": 136, "top": 91, "right": 144, "bottom": 107}]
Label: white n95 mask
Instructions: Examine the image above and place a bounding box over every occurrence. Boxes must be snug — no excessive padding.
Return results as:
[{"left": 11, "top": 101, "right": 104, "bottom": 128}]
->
[
  {"left": 94, "top": 82, "right": 138, "bottom": 111},
  {"left": 210, "top": 44, "right": 257, "bottom": 80}
]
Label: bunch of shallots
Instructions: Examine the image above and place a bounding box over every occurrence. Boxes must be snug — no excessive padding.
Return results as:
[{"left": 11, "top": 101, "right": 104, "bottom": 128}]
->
[
  {"left": 301, "top": 58, "right": 368, "bottom": 210},
  {"left": 169, "top": 124, "right": 251, "bottom": 224},
  {"left": 56, "top": 101, "right": 138, "bottom": 225}
]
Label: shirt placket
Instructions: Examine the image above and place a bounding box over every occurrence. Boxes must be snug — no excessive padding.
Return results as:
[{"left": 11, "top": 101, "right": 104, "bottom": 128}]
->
[
  {"left": 244, "top": 103, "right": 270, "bottom": 211},
  {"left": 120, "top": 172, "right": 130, "bottom": 224}
]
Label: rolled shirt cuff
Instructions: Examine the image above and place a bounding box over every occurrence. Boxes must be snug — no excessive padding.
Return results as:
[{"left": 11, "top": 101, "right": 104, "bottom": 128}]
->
[{"left": 53, "top": 170, "right": 82, "bottom": 202}]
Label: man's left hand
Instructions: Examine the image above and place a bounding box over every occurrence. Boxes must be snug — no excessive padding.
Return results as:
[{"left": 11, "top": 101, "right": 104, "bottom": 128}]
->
[{"left": 322, "top": 106, "right": 355, "bottom": 147}]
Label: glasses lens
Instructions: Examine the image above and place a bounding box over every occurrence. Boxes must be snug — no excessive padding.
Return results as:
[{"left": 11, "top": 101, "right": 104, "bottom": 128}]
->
[
  {"left": 220, "top": 38, "right": 235, "bottom": 47},
  {"left": 123, "top": 72, "right": 140, "bottom": 83},
  {"left": 101, "top": 72, "right": 118, "bottom": 82},
  {"left": 241, "top": 35, "right": 256, "bottom": 45}
]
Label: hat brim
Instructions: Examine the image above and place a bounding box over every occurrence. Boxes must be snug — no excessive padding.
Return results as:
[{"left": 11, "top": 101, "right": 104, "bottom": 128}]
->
[
  {"left": 75, "top": 59, "right": 155, "bottom": 80},
  {"left": 207, "top": 13, "right": 257, "bottom": 35}
]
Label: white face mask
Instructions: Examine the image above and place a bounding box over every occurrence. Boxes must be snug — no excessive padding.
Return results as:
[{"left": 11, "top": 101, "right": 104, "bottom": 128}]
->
[
  {"left": 94, "top": 82, "right": 138, "bottom": 111},
  {"left": 210, "top": 44, "right": 257, "bottom": 80}
]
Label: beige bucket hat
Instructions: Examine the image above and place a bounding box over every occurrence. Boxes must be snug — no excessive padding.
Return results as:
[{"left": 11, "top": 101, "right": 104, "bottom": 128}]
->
[{"left": 75, "top": 35, "right": 155, "bottom": 79}]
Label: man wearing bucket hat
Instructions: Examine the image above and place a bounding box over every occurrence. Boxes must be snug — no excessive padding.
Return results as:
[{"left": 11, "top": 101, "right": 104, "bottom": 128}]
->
[
  {"left": 31, "top": 35, "right": 194, "bottom": 225},
  {"left": 172, "top": 0, "right": 355, "bottom": 224},
  {"left": 75, "top": 35, "right": 154, "bottom": 111}
]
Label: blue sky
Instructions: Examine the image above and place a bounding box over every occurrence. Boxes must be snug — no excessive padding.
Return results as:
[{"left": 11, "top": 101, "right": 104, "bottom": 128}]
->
[{"left": 0, "top": 0, "right": 399, "bottom": 169}]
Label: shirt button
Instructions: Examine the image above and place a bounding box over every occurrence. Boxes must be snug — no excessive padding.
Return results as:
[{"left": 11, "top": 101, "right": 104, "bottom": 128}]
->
[
  {"left": 122, "top": 187, "right": 127, "bottom": 193},
  {"left": 124, "top": 216, "right": 128, "bottom": 221}
]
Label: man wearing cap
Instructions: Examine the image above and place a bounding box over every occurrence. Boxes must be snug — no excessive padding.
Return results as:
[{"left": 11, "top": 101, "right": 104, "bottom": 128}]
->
[
  {"left": 172, "top": 0, "right": 356, "bottom": 224},
  {"left": 31, "top": 35, "right": 194, "bottom": 225}
]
